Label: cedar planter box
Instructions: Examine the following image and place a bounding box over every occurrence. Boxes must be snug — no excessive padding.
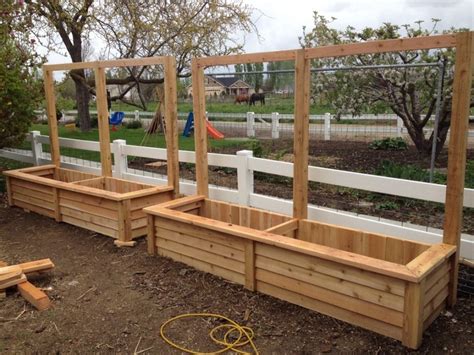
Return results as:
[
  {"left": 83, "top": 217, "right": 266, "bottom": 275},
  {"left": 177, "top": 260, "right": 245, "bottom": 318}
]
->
[
  {"left": 144, "top": 195, "right": 456, "bottom": 348},
  {"left": 4, "top": 165, "right": 175, "bottom": 246}
]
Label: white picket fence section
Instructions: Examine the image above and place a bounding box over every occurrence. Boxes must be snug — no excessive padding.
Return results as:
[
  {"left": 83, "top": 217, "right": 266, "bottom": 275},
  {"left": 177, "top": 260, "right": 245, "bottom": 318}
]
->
[{"left": 1, "top": 131, "right": 473, "bottom": 259}]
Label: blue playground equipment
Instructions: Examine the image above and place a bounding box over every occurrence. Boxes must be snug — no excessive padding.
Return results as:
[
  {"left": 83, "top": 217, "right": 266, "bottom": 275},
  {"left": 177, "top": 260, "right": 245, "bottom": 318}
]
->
[
  {"left": 109, "top": 111, "right": 125, "bottom": 131},
  {"left": 183, "top": 112, "right": 194, "bottom": 137}
]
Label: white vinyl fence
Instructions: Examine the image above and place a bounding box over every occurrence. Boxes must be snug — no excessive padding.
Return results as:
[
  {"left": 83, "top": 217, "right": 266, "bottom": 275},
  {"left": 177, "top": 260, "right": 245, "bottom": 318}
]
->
[
  {"left": 37, "top": 109, "right": 474, "bottom": 142},
  {"left": 1, "top": 131, "right": 473, "bottom": 259}
]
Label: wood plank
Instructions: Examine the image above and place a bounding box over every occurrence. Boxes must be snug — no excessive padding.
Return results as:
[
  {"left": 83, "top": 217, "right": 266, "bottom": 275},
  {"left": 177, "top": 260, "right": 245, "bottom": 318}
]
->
[
  {"left": 94, "top": 66, "right": 112, "bottom": 177},
  {"left": 156, "top": 227, "right": 244, "bottom": 261},
  {"left": 117, "top": 199, "right": 132, "bottom": 243},
  {"left": 191, "top": 59, "right": 209, "bottom": 196},
  {"left": 17, "top": 281, "right": 51, "bottom": 311},
  {"left": 257, "top": 268, "right": 403, "bottom": 327},
  {"left": 145, "top": 195, "right": 205, "bottom": 212},
  {"left": 424, "top": 273, "right": 449, "bottom": 307},
  {"left": 423, "top": 300, "right": 445, "bottom": 332},
  {"left": 150, "top": 207, "right": 419, "bottom": 282},
  {"left": 402, "top": 280, "right": 425, "bottom": 349},
  {"left": 425, "top": 262, "right": 450, "bottom": 291},
  {"left": 10, "top": 178, "right": 54, "bottom": 195},
  {"left": 156, "top": 236, "right": 245, "bottom": 274},
  {"left": 62, "top": 215, "right": 118, "bottom": 238},
  {"left": 442, "top": 31, "right": 474, "bottom": 306},
  {"left": 255, "top": 254, "right": 404, "bottom": 311},
  {"left": 406, "top": 244, "right": 456, "bottom": 278},
  {"left": 244, "top": 240, "right": 256, "bottom": 291},
  {"left": 11, "top": 181, "right": 54, "bottom": 203},
  {"left": 158, "top": 247, "right": 245, "bottom": 285},
  {"left": 13, "top": 200, "right": 55, "bottom": 219},
  {"left": 154, "top": 217, "right": 245, "bottom": 251},
  {"left": 423, "top": 287, "right": 449, "bottom": 322},
  {"left": 164, "top": 56, "right": 180, "bottom": 195},
  {"left": 61, "top": 206, "right": 117, "bottom": 229},
  {"left": 12, "top": 191, "right": 54, "bottom": 211},
  {"left": 265, "top": 219, "right": 299, "bottom": 237},
  {"left": 16, "top": 259, "right": 54, "bottom": 274},
  {"left": 52, "top": 188, "right": 61, "bottom": 222},
  {"left": 131, "top": 217, "right": 147, "bottom": 229},
  {"left": 130, "top": 192, "right": 173, "bottom": 211},
  {"left": 0, "top": 273, "right": 26, "bottom": 290},
  {"left": 293, "top": 49, "right": 310, "bottom": 219},
  {"left": 147, "top": 215, "right": 156, "bottom": 255},
  {"left": 60, "top": 197, "right": 118, "bottom": 219},
  {"left": 196, "top": 49, "right": 296, "bottom": 66},
  {"left": 0, "top": 266, "right": 22, "bottom": 283},
  {"left": 256, "top": 243, "right": 405, "bottom": 296},
  {"left": 305, "top": 34, "right": 456, "bottom": 59},
  {"left": 43, "top": 69, "right": 60, "bottom": 167},
  {"left": 131, "top": 226, "right": 147, "bottom": 239},
  {"left": 257, "top": 281, "right": 402, "bottom": 340},
  {"left": 59, "top": 190, "right": 118, "bottom": 210},
  {"left": 43, "top": 56, "right": 167, "bottom": 71}
]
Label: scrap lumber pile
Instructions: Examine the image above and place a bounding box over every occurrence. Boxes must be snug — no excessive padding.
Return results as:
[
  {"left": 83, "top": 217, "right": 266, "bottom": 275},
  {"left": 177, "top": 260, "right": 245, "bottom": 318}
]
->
[{"left": 0, "top": 259, "right": 54, "bottom": 310}]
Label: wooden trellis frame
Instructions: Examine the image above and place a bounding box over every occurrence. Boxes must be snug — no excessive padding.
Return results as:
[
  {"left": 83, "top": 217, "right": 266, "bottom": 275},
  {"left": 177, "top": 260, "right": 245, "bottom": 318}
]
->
[
  {"left": 5, "top": 56, "right": 180, "bottom": 246},
  {"left": 145, "top": 33, "right": 472, "bottom": 348}
]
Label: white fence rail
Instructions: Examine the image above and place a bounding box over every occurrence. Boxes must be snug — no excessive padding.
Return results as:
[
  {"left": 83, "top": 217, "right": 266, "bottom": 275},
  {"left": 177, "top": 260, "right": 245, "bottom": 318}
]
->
[{"left": 1, "top": 131, "right": 473, "bottom": 259}]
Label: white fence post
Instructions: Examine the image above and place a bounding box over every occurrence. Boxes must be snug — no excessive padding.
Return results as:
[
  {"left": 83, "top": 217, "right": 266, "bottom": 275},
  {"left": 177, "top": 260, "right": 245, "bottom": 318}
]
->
[
  {"left": 324, "top": 113, "right": 331, "bottom": 141},
  {"left": 397, "top": 117, "right": 403, "bottom": 137},
  {"left": 112, "top": 139, "right": 128, "bottom": 178},
  {"left": 236, "top": 150, "right": 254, "bottom": 206},
  {"left": 134, "top": 110, "right": 140, "bottom": 121},
  {"left": 247, "top": 112, "right": 255, "bottom": 137},
  {"left": 271, "top": 112, "right": 280, "bottom": 139},
  {"left": 30, "top": 131, "right": 43, "bottom": 165}
]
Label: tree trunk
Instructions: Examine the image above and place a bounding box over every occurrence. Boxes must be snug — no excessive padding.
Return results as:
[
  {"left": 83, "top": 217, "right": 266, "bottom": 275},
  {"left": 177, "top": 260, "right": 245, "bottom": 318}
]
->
[{"left": 71, "top": 69, "right": 91, "bottom": 132}]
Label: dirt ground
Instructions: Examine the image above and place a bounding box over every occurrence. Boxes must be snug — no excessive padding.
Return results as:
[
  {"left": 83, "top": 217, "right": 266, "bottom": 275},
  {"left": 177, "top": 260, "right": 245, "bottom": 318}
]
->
[
  {"left": 130, "top": 140, "right": 474, "bottom": 234},
  {"left": 0, "top": 198, "right": 473, "bottom": 354}
]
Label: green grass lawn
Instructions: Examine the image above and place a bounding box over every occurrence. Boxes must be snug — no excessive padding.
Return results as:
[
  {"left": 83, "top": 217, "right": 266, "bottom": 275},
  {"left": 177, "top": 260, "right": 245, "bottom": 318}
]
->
[
  {"left": 24, "top": 123, "right": 255, "bottom": 162},
  {"left": 109, "top": 97, "right": 334, "bottom": 115}
]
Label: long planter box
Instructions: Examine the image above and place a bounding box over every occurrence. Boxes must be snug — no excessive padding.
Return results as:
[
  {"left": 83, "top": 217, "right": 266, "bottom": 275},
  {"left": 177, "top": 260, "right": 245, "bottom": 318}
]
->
[
  {"left": 144, "top": 195, "right": 456, "bottom": 348},
  {"left": 4, "top": 165, "right": 174, "bottom": 246}
]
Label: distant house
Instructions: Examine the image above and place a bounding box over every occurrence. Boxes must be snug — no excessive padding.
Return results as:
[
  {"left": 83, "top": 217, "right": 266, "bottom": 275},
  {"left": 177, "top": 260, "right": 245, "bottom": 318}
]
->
[{"left": 187, "top": 76, "right": 254, "bottom": 97}]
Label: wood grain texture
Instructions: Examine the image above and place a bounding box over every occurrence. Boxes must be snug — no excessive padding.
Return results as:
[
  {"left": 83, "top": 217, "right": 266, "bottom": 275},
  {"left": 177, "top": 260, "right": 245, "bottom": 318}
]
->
[
  {"left": 43, "top": 69, "right": 60, "bottom": 167},
  {"left": 94, "top": 66, "right": 112, "bottom": 177},
  {"left": 191, "top": 59, "right": 209, "bottom": 196},
  {"left": 292, "top": 49, "right": 310, "bottom": 219},
  {"left": 442, "top": 31, "right": 474, "bottom": 306}
]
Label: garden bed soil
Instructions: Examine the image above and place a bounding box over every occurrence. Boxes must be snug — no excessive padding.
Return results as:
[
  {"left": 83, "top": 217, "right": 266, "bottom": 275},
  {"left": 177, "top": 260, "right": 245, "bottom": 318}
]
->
[
  {"left": 129, "top": 140, "right": 474, "bottom": 234},
  {"left": 0, "top": 200, "right": 472, "bottom": 353}
]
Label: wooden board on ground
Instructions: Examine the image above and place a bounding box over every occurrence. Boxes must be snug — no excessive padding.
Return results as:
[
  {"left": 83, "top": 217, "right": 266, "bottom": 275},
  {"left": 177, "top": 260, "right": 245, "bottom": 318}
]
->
[{"left": 145, "top": 161, "right": 167, "bottom": 168}]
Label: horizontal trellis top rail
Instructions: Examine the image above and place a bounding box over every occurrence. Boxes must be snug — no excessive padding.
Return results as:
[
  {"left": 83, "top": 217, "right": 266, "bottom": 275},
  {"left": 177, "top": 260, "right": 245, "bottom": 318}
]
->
[
  {"left": 304, "top": 34, "right": 457, "bottom": 59},
  {"left": 43, "top": 56, "right": 169, "bottom": 71}
]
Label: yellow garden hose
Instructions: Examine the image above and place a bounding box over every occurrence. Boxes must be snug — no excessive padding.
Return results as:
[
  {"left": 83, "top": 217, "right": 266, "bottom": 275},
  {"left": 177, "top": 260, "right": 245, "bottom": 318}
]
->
[{"left": 160, "top": 313, "right": 259, "bottom": 354}]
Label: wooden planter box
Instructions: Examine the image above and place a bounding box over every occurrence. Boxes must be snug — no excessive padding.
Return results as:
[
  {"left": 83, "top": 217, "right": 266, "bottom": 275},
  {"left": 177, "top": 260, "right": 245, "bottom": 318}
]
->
[
  {"left": 144, "top": 196, "right": 456, "bottom": 348},
  {"left": 4, "top": 165, "right": 175, "bottom": 246}
]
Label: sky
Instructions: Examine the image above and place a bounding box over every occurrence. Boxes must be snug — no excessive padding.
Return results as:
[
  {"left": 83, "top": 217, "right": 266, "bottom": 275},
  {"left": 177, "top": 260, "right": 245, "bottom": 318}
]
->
[
  {"left": 46, "top": 0, "right": 473, "bottom": 64},
  {"left": 240, "top": 0, "right": 473, "bottom": 52}
]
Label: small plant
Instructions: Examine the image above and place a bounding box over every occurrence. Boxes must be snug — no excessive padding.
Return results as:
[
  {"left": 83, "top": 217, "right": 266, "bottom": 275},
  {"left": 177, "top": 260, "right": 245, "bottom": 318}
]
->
[
  {"left": 124, "top": 120, "right": 143, "bottom": 129},
  {"left": 369, "top": 137, "right": 407, "bottom": 151},
  {"left": 375, "top": 201, "right": 399, "bottom": 210},
  {"left": 375, "top": 160, "right": 446, "bottom": 184},
  {"left": 248, "top": 140, "right": 263, "bottom": 158}
]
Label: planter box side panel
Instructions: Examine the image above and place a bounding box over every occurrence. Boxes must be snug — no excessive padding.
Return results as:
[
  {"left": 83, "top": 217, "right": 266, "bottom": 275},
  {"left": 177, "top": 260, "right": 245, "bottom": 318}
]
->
[
  {"left": 58, "top": 189, "right": 119, "bottom": 238},
  {"left": 298, "top": 220, "right": 430, "bottom": 264},
  {"left": 254, "top": 242, "right": 405, "bottom": 340},
  {"left": 154, "top": 216, "right": 246, "bottom": 285},
  {"left": 131, "top": 191, "right": 174, "bottom": 239},
  {"left": 57, "top": 168, "right": 98, "bottom": 182},
  {"left": 9, "top": 177, "right": 55, "bottom": 218},
  {"left": 422, "top": 258, "right": 450, "bottom": 331},
  {"left": 203, "top": 199, "right": 291, "bottom": 230}
]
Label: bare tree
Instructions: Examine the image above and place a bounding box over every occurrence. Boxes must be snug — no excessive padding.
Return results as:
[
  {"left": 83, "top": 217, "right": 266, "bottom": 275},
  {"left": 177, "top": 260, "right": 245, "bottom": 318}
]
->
[{"left": 26, "top": 0, "right": 257, "bottom": 130}]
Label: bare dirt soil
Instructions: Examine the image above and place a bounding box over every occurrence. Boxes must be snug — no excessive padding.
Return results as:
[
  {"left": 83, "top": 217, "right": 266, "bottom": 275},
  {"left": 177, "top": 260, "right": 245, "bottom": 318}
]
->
[
  {"left": 0, "top": 199, "right": 473, "bottom": 354},
  {"left": 130, "top": 140, "right": 474, "bottom": 234}
]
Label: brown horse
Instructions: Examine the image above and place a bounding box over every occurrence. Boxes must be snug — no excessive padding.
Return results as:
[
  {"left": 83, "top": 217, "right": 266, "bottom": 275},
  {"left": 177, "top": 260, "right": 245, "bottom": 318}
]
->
[{"left": 234, "top": 94, "right": 249, "bottom": 104}]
